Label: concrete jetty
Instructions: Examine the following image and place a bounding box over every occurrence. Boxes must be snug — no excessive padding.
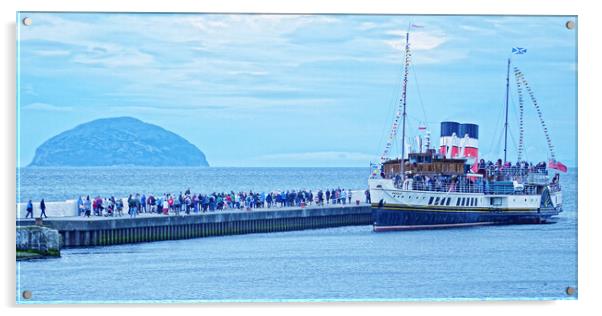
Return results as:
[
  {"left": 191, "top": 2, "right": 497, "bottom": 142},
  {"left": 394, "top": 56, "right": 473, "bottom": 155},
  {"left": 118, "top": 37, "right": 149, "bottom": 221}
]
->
[
  {"left": 16, "top": 204, "right": 372, "bottom": 248},
  {"left": 16, "top": 225, "right": 61, "bottom": 260}
]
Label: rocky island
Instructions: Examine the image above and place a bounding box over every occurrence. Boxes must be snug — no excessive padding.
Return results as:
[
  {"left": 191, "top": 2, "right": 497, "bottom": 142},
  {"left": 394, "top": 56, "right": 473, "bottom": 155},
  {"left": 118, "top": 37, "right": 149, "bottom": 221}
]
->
[{"left": 29, "top": 117, "right": 209, "bottom": 167}]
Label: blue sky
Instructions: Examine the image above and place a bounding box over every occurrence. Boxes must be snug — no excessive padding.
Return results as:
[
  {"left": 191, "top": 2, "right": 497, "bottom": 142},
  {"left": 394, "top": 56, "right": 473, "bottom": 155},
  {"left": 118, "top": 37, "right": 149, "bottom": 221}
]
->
[{"left": 17, "top": 13, "right": 577, "bottom": 167}]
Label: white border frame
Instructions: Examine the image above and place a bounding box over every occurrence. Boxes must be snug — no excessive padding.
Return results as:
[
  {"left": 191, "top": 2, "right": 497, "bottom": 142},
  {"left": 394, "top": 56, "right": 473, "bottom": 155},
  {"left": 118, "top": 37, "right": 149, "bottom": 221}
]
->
[{"left": 2, "top": 0, "right": 598, "bottom": 315}]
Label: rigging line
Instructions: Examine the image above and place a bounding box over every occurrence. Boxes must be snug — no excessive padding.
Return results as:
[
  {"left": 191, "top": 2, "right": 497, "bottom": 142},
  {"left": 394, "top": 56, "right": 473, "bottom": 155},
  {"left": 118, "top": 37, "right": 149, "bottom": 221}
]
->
[
  {"left": 494, "top": 124, "right": 505, "bottom": 160},
  {"left": 509, "top": 88, "right": 524, "bottom": 160},
  {"left": 487, "top": 98, "right": 506, "bottom": 157},
  {"left": 513, "top": 67, "right": 526, "bottom": 161},
  {"left": 508, "top": 127, "right": 518, "bottom": 157},
  {"left": 410, "top": 63, "right": 429, "bottom": 124},
  {"left": 376, "top": 66, "right": 404, "bottom": 157},
  {"left": 381, "top": 30, "right": 411, "bottom": 162},
  {"left": 515, "top": 67, "right": 556, "bottom": 160}
]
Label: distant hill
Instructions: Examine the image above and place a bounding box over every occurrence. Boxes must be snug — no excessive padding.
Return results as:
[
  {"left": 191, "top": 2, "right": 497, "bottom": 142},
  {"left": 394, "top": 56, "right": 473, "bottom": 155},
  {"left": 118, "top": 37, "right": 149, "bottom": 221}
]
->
[{"left": 29, "top": 117, "right": 209, "bottom": 167}]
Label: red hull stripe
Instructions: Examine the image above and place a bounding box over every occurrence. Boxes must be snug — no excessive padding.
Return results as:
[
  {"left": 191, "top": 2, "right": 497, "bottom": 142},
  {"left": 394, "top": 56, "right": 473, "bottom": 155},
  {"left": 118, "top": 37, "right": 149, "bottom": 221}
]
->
[{"left": 373, "top": 222, "right": 497, "bottom": 231}]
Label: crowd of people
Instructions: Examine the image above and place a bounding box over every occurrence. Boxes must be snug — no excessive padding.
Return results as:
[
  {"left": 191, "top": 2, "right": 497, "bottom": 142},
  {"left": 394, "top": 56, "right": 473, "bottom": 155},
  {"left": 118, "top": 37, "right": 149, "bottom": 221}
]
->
[
  {"left": 478, "top": 159, "right": 549, "bottom": 180},
  {"left": 391, "top": 159, "right": 558, "bottom": 195},
  {"left": 70, "top": 187, "right": 371, "bottom": 218}
]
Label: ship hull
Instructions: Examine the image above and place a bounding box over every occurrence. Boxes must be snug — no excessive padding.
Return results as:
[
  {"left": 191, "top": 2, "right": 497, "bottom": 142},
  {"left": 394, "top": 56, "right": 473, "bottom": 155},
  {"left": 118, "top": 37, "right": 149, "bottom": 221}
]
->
[
  {"left": 368, "top": 178, "right": 562, "bottom": 232},
  {"left": 372, "top": 205, "right": 559, "bottom": 231}
]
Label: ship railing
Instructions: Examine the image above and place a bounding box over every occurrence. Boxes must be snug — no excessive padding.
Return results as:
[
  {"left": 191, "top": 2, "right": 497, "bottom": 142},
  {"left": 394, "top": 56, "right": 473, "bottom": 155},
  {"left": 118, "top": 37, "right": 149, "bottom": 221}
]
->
[
  {"left": 396, "top": 181, "right": 542, "bottom": 195},
  {"left": 484, "top": 169, "right": 548, "bottom": 182},
  {"left": 525, "top": 173, "right": 550, "bottom": 185},
  {"left": 405, "top": 182, "right": 485, "bottom": 194}
]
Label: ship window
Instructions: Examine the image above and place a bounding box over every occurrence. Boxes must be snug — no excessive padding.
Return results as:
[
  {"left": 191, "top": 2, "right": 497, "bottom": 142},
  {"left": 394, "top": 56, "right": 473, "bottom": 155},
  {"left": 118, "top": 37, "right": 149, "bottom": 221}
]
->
[
  {"left": 446, "top": 198, "right": 451, "bottom": 206},
  {"left": 428, "top": 197, "right": 434, "bottom": 205},
  {"left": 434, "top": 197, "right": 440, "bottom": 205},
  {"left": 461, "top": 198, "right": 466, "bottom": 206},
  {"left": 456, "top": 198, "right": 461, "bottom": 206},
  {"left": 471, "top": 198, "right": 475, "bottom": 206},
  {"left": 490, "top": 197, "right": 502, "bottom": 206},
  {"left": 475, "top": 199, "right": 479, "bottom": 206}
]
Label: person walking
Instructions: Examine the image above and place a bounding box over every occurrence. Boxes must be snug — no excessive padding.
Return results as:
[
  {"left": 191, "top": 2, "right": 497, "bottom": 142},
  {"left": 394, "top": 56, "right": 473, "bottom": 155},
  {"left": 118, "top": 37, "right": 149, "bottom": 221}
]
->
[
  {"left": 77, "top": 196, "right": 84, "bottom": 216},
  {"left": 39, "top": 199, "right": 48, "bottom": 218},
  {"left": 348, "top": 189, "right": 352, "bottom": 204},
  {"left": 84, "top": 196, "right": 92, "bottom": 217},
  {"left": 25, "top": 200, "right": 34, "bottom": 218},
  {"left": 140, "top": 194, "right": 147, "bottom": 213}
]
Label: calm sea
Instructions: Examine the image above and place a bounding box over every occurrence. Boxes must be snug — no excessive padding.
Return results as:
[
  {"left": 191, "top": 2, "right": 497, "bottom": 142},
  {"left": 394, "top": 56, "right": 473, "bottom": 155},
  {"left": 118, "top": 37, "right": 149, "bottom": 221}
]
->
[
  {"left": 17, "top": 167, "right": 369, "bottom": 202},
  {"left": 16, "top": 167, "right": 577, "bottom": 302}
]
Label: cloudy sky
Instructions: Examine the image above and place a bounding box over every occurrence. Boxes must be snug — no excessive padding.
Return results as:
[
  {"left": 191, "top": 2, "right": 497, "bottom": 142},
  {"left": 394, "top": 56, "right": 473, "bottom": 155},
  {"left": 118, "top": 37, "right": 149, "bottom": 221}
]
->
[{"left": 17, "top": 13, "right": 577, "bottom": 167}]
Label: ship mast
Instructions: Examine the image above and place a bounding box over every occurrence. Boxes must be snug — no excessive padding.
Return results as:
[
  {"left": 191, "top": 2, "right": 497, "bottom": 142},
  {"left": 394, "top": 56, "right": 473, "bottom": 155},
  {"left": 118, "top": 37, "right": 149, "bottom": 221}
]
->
[
  {"left": 503, "top": 58, "right": 511, "bottom": 163},
  {"left": 400, "top": 31, "right": 411, "bottom": 173}
]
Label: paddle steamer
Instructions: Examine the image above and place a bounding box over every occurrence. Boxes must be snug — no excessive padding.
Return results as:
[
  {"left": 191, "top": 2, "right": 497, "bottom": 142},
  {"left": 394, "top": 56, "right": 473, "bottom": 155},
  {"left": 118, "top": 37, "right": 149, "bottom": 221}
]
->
[{"left": 369, "top": 29, "right": 565, "bottom": 231}]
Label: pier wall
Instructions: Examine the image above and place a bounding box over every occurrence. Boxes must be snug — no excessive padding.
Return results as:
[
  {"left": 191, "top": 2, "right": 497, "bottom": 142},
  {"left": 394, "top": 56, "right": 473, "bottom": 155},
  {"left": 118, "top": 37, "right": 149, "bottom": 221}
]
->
[
  {"left": 17, "top": 200, "right": 79, "bottom": 218},
  {"left": 16, "top": 205, "right": 372, "bottom": 248},
  {"left": 16, "top": 226, "right": 61, "bottom": 259}
]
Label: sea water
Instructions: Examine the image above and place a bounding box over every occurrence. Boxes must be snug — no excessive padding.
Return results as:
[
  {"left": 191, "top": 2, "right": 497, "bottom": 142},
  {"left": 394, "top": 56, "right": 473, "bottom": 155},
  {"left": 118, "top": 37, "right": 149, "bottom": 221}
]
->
[
  {"left": 17, "top": 167, "right": 369, "bottom": 202},
  {"left": 15, "top": 167, "right": 577, "bottom": 302}
]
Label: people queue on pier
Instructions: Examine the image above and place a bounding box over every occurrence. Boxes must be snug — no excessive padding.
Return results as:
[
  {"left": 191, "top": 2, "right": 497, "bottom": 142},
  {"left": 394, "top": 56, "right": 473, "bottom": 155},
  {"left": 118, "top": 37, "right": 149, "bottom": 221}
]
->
[{"left": 69, "top": 187, "right": 371, "bottom": 218}]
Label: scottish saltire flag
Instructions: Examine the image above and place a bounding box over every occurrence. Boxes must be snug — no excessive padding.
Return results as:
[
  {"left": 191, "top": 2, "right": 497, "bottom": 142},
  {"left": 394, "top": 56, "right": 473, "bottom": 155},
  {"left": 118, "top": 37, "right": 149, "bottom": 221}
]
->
[
  {"left": 512, "top": 47, "right": 527, "bottom": 54},
  {"left": 411, "top": 24, "right": 424, "bottom": 28}
]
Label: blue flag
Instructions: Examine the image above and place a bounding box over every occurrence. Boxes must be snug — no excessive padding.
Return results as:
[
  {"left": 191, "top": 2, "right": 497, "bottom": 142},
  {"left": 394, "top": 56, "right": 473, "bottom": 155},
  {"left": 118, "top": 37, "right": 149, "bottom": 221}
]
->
[{"left": 512, "top": 47, "right": 527, "bottom": 54}]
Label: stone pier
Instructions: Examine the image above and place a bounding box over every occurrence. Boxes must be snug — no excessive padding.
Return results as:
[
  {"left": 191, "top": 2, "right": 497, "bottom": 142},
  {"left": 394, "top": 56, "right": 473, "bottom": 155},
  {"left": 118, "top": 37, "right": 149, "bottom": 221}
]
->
[{"left": 16, "top": 205, "right": 372, "bottom": 248}]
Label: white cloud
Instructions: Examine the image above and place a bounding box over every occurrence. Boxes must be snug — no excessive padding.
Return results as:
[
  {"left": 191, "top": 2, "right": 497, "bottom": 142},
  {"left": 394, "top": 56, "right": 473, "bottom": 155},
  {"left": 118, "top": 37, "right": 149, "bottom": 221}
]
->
[
  {"left": 34, "top": 49, "right": 71, "bottom": 57},
  {"left": 384, "top": 30, "right": 447, "bottom": 51},
  {"left": 225, "top": 70, "right": 269, "bottom": 76},
  {"left": 358, "top": 22, "right": 378, "bottom": 30},
  {"left": 21, "top": 102, "right": 73, "bottom": 112},
  {"left": 72, "top": 44, "right": 154, "bottom": 67},
  {"left": 254, "top": 151, "right": 376, "bottom": 163}
]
